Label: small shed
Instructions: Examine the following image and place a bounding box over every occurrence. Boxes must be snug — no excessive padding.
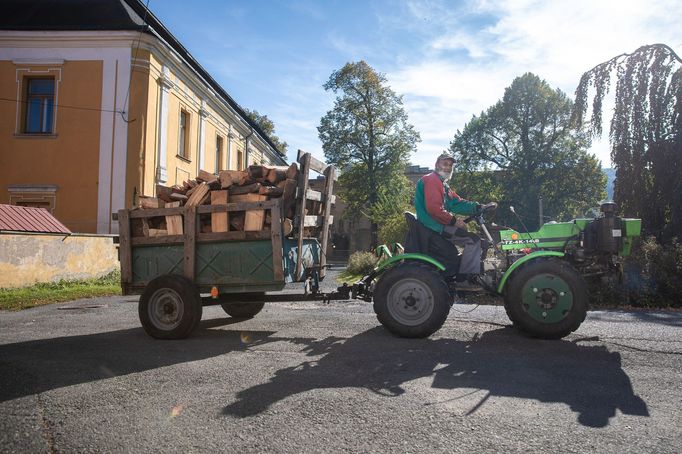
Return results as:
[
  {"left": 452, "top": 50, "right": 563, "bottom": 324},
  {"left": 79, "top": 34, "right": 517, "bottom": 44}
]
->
[{"left": 0, "top": 204, "right": 71, "bottom": 234}]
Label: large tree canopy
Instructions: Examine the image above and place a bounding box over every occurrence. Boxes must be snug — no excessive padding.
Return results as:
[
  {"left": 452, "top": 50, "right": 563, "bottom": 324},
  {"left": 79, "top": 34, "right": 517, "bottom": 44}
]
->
[
  {"left": 318, "top": 61, "right": 420, "bottom": 246},
  {"left": 244, "top": 108, "right": 288, "bottom": 155},
  {"left": 571, "top": 44, "right": 682, "bottom": 240},
  {"left": 450, "top": 72, "right": 605, "bottom": 230}
]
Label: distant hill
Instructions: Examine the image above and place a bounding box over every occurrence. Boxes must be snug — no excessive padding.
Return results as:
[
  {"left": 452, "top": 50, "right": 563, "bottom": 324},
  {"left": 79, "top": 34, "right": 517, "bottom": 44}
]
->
[{"left": 603, "top": 168, "right": 615, "bottom": 200}]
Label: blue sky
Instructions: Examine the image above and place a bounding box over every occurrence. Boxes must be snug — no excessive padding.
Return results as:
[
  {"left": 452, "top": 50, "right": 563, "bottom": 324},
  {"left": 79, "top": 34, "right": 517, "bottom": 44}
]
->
[{"left": 148, "top": 0, "right": 682, "bottom": 169}]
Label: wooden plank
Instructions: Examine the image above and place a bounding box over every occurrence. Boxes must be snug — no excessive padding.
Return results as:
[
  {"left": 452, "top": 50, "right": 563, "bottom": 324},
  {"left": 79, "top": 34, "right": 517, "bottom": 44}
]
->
[
  {"left": 184, "top": 206, "right": 197, "bottom": 280},
  {"left": 304, "top": 215, "right": 334, "bottom": 227},
  {"left": 129, "top": 206, "right": 184, "bottom": 218},
  {"left": 165, "top": 201, "right": 183, "bottom": 235},
  {"left": 131, "top": 235, "right": 184, "bottom": 246},
  {"left": 231, "top": 193, "right": 267, "bottom": 231},
  {"left": 210, "top": 190, "right": 229, "bottom": 232},
  {"left": 185, "top": 182, "right": 210, "bottom": 206},
  {"left": 319, "top": 165, "right": 335, "bottom": 279},
  {"left": 197, "top": 230, "right": 271, "bottom": 242},
  {"left": 118, "top": 209, "right": 132, "bottom": 291},
  {"left": 295, "top": 152, "right": 311, "bottom": 281},
  {"left": 196, "top": 200, "right": 277, "bottom": 214},
  {"left": 270, "top": 199, "right": 284, "bottom": 281},
  {"left": 305, "top": 189, "right": 335, "bottom": 204},
  {"left": 147, "top": 228, "right": 168, "bottom": 237}
]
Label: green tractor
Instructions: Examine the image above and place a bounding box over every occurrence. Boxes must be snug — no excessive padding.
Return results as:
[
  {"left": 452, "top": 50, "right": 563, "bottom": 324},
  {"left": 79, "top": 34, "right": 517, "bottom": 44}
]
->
[{"left": 352, "top": 202, "right": 641, "bottom": 340}]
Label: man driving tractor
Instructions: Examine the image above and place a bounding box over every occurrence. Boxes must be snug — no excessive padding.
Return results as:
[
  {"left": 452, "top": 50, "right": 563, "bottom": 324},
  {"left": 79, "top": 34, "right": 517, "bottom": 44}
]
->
[{"left": 414, "top": 153, "right": 497, "bottom": 290}]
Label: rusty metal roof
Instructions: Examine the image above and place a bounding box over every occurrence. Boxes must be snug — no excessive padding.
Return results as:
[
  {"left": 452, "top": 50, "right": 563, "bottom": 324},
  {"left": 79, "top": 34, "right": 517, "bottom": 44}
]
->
[{"left": 0, "top": 204, "right": 71, "bottom": 234}]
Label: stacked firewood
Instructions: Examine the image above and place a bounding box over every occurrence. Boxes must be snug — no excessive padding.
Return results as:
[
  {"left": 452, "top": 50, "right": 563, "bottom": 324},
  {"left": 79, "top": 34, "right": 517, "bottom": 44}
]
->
[{"left": 132, "top": 164, "right": 299, "bottom": 237}]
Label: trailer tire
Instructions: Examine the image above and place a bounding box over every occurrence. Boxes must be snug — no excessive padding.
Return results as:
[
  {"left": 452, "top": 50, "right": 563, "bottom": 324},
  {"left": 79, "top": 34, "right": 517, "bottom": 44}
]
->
[
  {"left": 139, "top": 275, "right": 203, "bottom": 339},
  {"left": 373, "top": 264, "right": 450, "bottom": 338},
  {"left": 220, "top": 293, "right": 266, "bottom": 318},
  {"left": 504, "top": 258, "right": 587, "bottom": 339}
]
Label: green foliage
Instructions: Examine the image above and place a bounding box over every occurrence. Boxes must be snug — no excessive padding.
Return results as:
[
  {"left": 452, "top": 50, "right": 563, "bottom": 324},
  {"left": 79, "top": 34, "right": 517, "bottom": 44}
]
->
[
  {"left": 244, "top": 108, "right": 288, "bottom": 154},
  {"left": 318, "top": 61, "right": 420, "bottom": 246},
  {"left": 572, "top": 44, "right": 682, "bottom": 240},
  {"left": 378, "top": 212, "right": 408, "bottom": 246},
  {"left": 450, "top": 72, "right": 605, "bottom": 230},
  {"left": 0, "top": 270, "right": 121, "bottom": 311},
  {"left": 621, "top": 237, "right": 682, "bottom": 307},
  {"left": 346, "top": 250, "right": 379, "bottom": 276}
]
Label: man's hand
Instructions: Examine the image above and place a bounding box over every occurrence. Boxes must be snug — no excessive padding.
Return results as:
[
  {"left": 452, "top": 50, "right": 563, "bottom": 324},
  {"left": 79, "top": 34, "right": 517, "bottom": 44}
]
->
[
  {"left": 455, "top": 217, "right": 467, "bottom": 229},
  {"left": 483, "top": 202, "right": 498, "bottom": 210}
]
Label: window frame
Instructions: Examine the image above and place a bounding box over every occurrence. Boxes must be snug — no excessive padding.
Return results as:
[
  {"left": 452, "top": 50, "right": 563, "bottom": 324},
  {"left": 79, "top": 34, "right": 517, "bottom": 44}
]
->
[
  {"left": 215, "top": 134, "right": 224, "bottom": 174},
  {"left": 178, "top": 109, "right": 190, "bottom": 160},
  {"left": 22, "top": 76, "right": 56, "bottom": 135}
]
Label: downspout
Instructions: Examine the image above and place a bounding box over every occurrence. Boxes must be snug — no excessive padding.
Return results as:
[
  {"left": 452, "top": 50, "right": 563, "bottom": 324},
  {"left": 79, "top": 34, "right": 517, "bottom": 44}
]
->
[{"left": 245, "top": 127, "right": 254, "bottom": 168}]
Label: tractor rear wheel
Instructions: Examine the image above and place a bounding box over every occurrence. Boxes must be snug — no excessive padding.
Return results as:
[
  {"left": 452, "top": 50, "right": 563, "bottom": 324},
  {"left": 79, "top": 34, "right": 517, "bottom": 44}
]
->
[
  {"left": 373, "top": 264, "right": 451, "bottom": 338},
  {"left": 504, "top": 258, "right": 587, "bottom": 339}
]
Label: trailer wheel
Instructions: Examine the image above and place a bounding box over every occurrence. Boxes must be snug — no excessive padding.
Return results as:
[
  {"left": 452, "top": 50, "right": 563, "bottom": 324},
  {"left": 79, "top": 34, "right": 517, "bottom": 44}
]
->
[
  {"left": 504, "top": 258, "right": 588, "bottom": 339},
  {"left": 220, "top": 293, "right": 265, "bottom": 318},
  {"left": 373, "top": 264, "right": 450, "bottom": 338},
  {"left": 139, "top": 275, "right": 203, "bottom": 339}
]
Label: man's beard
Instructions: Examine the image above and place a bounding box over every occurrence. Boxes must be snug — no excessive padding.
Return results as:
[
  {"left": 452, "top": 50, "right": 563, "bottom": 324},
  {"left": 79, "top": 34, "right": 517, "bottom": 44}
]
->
[{"left": 437, "top": 169, "right": 453, "bottom": 181}]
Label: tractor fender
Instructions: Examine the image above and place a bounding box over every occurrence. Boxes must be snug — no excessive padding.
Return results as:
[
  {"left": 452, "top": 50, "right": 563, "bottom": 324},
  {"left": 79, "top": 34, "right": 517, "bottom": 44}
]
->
[
  {"left": 375, "top": 253, "right": 446, "bottom": 275},
  {"left": 496, "top": 251, "right": 565, "bottom": 294}
]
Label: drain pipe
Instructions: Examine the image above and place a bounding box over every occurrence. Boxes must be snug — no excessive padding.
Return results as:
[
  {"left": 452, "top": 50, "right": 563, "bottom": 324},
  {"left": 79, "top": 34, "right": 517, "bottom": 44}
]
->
[{"left": 244, "top": 127, "right": 254, "bottom": 169}]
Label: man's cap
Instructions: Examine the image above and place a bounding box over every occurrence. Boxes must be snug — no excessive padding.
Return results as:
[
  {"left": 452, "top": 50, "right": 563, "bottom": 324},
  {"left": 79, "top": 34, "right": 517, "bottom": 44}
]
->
[{"left": 436, "top": 153, "right": 455, "bottom": 162}]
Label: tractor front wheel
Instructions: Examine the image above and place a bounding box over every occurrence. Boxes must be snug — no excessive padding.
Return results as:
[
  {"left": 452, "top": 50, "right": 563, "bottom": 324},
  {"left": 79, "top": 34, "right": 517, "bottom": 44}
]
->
[
  {"left": 373, "top": 264, "right": 451, "bottom": 338},
  {"left": 504, "top": 258, "right": 587, "bottom": 339}
]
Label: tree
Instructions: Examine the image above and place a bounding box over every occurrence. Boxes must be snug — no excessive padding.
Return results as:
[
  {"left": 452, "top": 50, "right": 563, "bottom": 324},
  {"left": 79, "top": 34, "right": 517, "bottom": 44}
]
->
[
  {"left": 572, "top": 44, "right": 682, "bottom": 240},
  {"left": 318, "top": 61, "right": 420, "bottom": 247},
  {"left": 450, "top": 73, "right": 605, "bottom": 230},
  {"left": 244, "top": 108, "right": 288, "bottom": 154}
]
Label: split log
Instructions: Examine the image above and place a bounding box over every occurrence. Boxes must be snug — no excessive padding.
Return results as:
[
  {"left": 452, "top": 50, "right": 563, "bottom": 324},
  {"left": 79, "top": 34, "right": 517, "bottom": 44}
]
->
[
  {"left": 165, "top": 201, "right": 183, "bottom": 235},
  {"left": 281, "top": 178, "right": 298, "bottom": 218},
  {"left": 147, "top": 228, "right": 168, "bottom": 237},
  {"left": 197, "top": 169, "right": 217, "bottom": 183},
  {"left": 259, "top": 185, "right": 284, "bottom": 197},
  {"left": 185, "top": 182, "right": 210, "bottom": 206},
  {"left": 248, "top": 165, "right": 267, "bottom": 179},
  {"left": 229, "top": 182, "right": 261, "bottom": 195},
  {"left": 282, "top": 218, "right": 293, "bottom": 236},
  {"left": 229, "top": 212, "right": 245, "bottom": 231},
  {"left": 170, "top": 193, "right": 188, "bottom": 202},
  {"left": 210, "top": 190, "right": 229, "bottom": 233},
  {"left": 139, "top": 196, "right": 164, "bottom": 209},
  {"left": 156, "top": 185, "right": 174, "bottom": 203},
  {"left": 171, "top": 185, "right": 187, "bottom": 195},
  {"left": 219, "top": 170, "right": 250, "bottom": 188}
]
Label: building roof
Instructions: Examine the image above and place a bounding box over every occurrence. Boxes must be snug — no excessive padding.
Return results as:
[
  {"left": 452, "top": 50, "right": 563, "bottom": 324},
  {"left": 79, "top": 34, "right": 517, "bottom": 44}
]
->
[
  {"left": 0, "top": 0, "right": 287, "bottom": 162},
  {"left": 0, "top": 204, "right": 71, "bottom": 234}
]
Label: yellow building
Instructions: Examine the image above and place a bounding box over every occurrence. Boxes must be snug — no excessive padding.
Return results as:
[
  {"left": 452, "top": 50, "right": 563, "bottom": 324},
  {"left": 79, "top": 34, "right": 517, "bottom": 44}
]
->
[{"left": 0, "top": 0, "right": 287, "bottom": 234}]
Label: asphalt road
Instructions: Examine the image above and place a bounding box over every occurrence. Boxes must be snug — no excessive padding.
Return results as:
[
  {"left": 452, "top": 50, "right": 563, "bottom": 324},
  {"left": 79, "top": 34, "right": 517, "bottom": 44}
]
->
[{"left": 1, "top": 267, "right": 681, "bottom": 453}]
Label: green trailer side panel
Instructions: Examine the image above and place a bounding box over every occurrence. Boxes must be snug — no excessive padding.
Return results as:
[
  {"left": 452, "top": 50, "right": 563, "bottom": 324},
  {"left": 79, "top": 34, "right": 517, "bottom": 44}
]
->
[
  {"left": 132, "top": 240, "right": 284, "bottom": 291},
  {"left": 496, "top": 251, "right": 565, "bottom": 294}
]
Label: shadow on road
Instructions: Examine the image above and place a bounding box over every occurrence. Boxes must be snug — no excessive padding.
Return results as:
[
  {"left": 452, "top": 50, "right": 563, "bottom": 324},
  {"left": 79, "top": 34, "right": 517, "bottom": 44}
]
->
[
  {"left": 223, "top": 327, "right": 649, "bottom": 428},
  {"left": 0, "top": 317, "right": 273, "bottom": 403},
  {"left": 0, "top": 319, "right": 648, "bottom": 428}
]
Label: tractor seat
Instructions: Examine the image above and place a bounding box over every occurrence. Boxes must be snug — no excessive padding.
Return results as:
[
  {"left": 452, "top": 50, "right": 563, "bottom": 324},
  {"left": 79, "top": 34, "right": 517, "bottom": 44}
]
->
[{"left": 403, "top": 212, "right": 430, "bottom": 254}]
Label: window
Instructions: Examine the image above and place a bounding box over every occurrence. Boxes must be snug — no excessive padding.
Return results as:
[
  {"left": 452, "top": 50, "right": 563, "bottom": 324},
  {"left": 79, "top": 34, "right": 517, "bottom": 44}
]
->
[
  {"left": 178, "top": 109, "right": 189, "bottom": 158},
  {"left": 237, "top": 149, "right": 243, "bottom": 170},
  {"left": 24, "top": 78, "right": 55, "bottom": 134},
  {"left": 215, "top": 135, "right": 223, "bottom": 174},
  {"left": 8, "top": 185, "right": 57, "bottom": 214}
]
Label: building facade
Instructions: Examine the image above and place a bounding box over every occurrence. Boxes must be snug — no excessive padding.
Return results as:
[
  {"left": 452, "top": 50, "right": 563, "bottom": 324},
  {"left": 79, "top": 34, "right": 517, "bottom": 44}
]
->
[{"left": 0, "top": 0, "right": 286, "bottom": 233}]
